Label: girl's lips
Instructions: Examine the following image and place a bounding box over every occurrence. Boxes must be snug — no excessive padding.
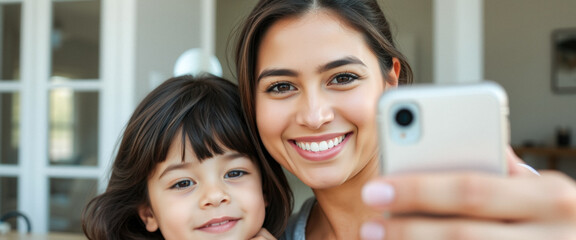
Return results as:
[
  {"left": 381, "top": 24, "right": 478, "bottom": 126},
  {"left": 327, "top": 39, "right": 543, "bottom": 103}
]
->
[
  {"left": 196, "top": 217, "right": 240, "bottom": 233},
  {"left": 290, "top": 133, "right": 351, "bottom": 161}
]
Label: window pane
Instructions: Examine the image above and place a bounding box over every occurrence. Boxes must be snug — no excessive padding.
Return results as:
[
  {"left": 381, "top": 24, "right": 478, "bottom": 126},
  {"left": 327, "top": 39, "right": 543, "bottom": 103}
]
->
[
  {"left": 1, "top": 92, "right": 19, "bottom": 164},
  {"left": 0, "top": 177, "right": 18, "bottom": 231},
  {"left": 51, "top": 0, "right": 100, "bottom": 80},
  {"left": 49, "top": 178, "right": 96, "bottom": 233},
  {"left": 49, "top": 90, "right": 98, "bottom": 166},
  {"left": 1, "top": 3, "right": 21, "bottom": 81}
]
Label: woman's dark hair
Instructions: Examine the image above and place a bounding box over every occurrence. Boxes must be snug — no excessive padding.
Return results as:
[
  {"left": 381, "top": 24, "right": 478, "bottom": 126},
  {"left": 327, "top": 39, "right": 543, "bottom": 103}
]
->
[
  {"left": 82, "top": 74, "right": 292, "bottom": 239},
  {"left": 234, "top": 0, "right": 413, "bottom": 149}
]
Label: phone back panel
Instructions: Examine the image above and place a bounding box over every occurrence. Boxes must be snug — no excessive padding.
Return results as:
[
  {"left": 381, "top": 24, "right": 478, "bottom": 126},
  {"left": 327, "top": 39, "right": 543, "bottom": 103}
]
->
[{"left": 377, "top": 82, "right": 509, "bottom": 176}]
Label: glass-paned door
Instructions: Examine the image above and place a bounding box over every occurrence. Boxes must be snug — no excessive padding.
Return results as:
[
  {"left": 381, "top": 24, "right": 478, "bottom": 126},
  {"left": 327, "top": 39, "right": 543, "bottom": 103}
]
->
[
  {"left": 0, "top": 0, "right": 126, "bottom": 234},
  {"left": 46, "top": 1, "right": 101, "bottom": 233},
  {"left": 0, "top": 1, "right": 22, "bottom": 231}
]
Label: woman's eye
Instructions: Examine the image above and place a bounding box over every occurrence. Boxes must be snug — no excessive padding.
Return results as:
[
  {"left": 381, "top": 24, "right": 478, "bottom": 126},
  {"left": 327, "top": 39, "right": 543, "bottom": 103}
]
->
[
  {"left": 225, "top": 170, "right": 247, "bottom": 179},
  {"left": 171, "top": 180, "right": 194, "bottom": 190},
  {"left": 330, "top": 73, "right": 358, "bottom": 85},
  {"left": 266, "top": 82, "right": 295, "bottom": 93}
]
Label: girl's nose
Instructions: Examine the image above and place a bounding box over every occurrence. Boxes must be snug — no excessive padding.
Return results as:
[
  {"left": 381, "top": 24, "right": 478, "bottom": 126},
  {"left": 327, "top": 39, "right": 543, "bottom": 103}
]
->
[
  {"left": 199, "top": 184, "right": 230, "bottom": 208},
  {"left": 295, "top": 92, "right": 334, "bottom": 129}
]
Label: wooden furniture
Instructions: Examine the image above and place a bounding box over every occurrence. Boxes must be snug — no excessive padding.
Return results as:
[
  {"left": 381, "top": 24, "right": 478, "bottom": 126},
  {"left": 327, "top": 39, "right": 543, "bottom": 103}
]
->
[
  {"left": 513, "top": 146, "right": 576, "bottom": 170},
  {"left": 0, "top": 232, "right": 85, "bottom": 240}
]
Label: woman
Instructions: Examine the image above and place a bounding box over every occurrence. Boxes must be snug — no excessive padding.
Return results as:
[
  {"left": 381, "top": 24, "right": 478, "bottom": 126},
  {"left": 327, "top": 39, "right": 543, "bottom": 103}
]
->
[{"left": 234, "top": 0, "right": 576, "bottom": 239}]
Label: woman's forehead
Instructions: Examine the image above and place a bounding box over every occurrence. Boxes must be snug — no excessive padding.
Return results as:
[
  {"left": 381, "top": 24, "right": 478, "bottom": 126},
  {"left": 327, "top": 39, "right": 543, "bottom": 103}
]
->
[
  {"left": 263, "top": 10, "right": 358, "bottom": 45},
  {"left": 256, "top": 10, "right": 370, "bottom": 71}
]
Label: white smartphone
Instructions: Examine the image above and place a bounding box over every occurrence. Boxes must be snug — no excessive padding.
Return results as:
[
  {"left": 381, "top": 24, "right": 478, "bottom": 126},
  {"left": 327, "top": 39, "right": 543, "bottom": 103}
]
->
[{"left": 377, "top": 81, "right": 509, "bottom": 176}]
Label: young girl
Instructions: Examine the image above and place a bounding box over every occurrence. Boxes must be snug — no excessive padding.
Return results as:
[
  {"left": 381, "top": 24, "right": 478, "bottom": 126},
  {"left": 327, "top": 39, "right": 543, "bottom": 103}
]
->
[{"left": 82, "top": 74, "right": 292, "bottom": 240}]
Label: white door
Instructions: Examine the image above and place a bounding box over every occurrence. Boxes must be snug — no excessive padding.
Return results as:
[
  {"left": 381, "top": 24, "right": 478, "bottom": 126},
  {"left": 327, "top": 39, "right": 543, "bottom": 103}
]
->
[{"left": 0, "top": 0, "right": 135, "bottom": 234}]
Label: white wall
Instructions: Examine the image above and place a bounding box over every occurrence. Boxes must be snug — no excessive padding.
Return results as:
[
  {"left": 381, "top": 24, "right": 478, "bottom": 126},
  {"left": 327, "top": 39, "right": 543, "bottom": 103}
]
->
[
  {"left": 485, "top": 0, "right": 576, "bottom": 176},
  {"left": 379, "top": 0, "right": 433, "bottom": 84},
  {"left": 216, "top": 0, "right": 259, "bottom": 82},
  {"left": 134, "top": 0, "right": 202, "bottom": 102}
]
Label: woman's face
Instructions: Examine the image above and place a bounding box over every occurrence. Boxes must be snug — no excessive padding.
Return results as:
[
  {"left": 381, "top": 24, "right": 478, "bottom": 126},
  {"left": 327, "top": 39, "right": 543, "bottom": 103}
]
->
[{"left": 255, "top": 10, "right": 398, "bottom": 189}]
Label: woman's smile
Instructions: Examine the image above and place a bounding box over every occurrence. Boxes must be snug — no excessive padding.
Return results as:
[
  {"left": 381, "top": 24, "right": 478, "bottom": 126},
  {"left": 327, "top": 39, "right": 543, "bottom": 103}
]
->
[
  {"left": 294, "top": 135, "right": 345, "bottom": 152},
  {"left": 290, "top": 133, "right": 351, "bottom": 161}
]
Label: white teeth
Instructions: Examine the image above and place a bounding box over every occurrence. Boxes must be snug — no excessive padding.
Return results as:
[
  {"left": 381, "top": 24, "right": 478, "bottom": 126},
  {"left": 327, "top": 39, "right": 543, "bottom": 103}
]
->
[
  {"left": 319, "top": 141, "right": 328, "bottom": 151},
  {"left": 208, "top": 220, "right": 229, "bottom": 227},
  {"left": 310, "top": 142, "right": 319, "bottom": 152},
  {"left": 295, "top": 135, "right": 345, "bottom": 152}
]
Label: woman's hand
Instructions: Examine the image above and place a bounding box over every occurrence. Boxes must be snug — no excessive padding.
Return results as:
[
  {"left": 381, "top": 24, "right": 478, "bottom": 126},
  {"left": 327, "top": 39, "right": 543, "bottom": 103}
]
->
[
  {"left": 360, "top": 147, "right": 576, "bottom": 240},
  {"left": 250, "top": 228, "right": 277, "bottom": 240}
]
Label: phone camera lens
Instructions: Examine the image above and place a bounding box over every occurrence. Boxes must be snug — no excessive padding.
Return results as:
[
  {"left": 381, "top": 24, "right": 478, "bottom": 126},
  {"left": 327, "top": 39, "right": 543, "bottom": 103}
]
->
[{"left": 395, "top": 108, "right": 413, "bottom": 127}]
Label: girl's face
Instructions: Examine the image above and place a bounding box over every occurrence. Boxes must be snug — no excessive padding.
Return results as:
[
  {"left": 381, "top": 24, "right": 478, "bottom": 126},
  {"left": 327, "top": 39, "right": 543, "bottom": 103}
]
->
[
  {"left": 255, "top": 10, "right": 398, "bottom": 189},
  {"left": 139, "top": 136, "right": 266, "bottom": 240}
]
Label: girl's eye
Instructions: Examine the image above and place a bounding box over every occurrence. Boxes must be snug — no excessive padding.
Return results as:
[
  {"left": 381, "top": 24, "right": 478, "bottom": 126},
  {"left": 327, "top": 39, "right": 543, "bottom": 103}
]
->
[
  {"left": 225, "top": 170, "right": 247, "bottom": 179},
  {"left": 330, "top": 73, "right": 359, "bottom": 85},
  {"left": 170, "top": 180, "right": 194, "bottom": 190},
  {"left": 266, "top": 82, "right": 296, "bottom": 94}
]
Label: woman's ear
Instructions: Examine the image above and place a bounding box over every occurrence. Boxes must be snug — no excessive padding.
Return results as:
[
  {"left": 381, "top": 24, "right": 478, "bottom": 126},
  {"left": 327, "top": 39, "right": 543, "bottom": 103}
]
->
[
  {"left": 386, "top": 57, "right": 401, "bottom": 87},
  {"left": 138, "top": 205, "right": 159, "bottom": 232}
]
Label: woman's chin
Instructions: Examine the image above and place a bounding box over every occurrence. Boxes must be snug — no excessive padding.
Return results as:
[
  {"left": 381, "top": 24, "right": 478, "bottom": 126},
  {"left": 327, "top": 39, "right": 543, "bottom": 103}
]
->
[{"left": 299, "top": 170, "right": 349, "bottom": 190}]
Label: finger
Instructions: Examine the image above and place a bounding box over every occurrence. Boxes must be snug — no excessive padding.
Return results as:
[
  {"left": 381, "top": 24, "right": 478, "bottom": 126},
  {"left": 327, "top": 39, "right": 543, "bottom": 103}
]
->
[
  {"left": 507, "top": 145, "right": 539, "bottom": 176},
  {"left": 362, "top": 216, "right": 576, "bottom": 240},
  {"left": 363, "top": 172, "right": 576, "bottom": 221},
  {"left": 250, "top": 228, "right": 276, "bottom": 240}
]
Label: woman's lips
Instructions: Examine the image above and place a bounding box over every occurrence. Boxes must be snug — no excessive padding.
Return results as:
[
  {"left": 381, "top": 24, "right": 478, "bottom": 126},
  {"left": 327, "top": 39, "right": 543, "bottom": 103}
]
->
[{"left": 196, "top": 217, "right": 240, "bottom": 233}]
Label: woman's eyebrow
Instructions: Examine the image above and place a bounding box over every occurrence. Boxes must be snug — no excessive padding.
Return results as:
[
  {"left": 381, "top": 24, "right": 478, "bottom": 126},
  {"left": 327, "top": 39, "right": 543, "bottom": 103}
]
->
[
  {"left": 257, "top": 68, "right": 298, "bottom": 81},
  {"left": 257, "top": 56, "right": 365, "bottom": 81},
  {"left": 318, "top": 56, "right": 366, "bottom": 73}
]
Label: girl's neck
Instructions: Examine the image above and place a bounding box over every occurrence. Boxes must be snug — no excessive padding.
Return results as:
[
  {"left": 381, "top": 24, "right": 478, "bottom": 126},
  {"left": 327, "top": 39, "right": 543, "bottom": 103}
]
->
[{"left": 306, "top": 156, "right": 381, "bottom": 240}]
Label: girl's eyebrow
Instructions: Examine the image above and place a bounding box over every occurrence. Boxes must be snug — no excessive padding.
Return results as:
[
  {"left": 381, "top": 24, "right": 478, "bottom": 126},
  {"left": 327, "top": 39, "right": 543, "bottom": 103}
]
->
[
  {"left": 158, "top": 152, "right": 246, "bottom": 179},
  {"left": 257, "top": 56, "right": 366, "bottom": 81},
  {"left": 159, "top": 162, "right": 191, "bottom": 179}
]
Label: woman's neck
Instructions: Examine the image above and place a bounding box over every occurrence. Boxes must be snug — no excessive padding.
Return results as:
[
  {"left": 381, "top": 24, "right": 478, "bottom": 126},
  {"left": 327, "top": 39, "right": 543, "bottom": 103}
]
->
[{"left": 306, "top": 156, "right": 381, "bottom": 240}]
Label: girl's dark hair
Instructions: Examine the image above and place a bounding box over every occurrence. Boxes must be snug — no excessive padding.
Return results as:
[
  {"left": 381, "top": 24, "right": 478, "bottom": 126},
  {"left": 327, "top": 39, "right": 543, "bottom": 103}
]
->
[
  {"left": 235, "top": 0, "right": 413, "bottom": 140},
  {"left": 82, "top": 74, "right": 292, "bottom": 239}
]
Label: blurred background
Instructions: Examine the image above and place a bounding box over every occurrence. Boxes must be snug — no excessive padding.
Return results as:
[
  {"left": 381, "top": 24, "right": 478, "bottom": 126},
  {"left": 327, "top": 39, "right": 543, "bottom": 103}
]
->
[{"left": 0, "top": 0, "right": 574, "bottom": 236}]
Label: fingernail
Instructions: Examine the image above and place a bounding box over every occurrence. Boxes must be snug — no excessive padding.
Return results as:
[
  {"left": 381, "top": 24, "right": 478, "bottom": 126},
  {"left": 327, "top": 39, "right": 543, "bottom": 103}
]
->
[
  {"left": 361, "top": 221, "right": 385, "bottom": 240},
  {"left": 517, "top": 163, "right": 541, "bottom": 176},
  {"left": 362, "top": 181, "right": 395, "bottom": 206}
]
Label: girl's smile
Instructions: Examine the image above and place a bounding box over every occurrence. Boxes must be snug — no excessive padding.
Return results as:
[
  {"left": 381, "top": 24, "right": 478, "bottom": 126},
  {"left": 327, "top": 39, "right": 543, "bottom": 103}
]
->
[{"left": 195, "top": 217, "right": 240, "bottom": 233}]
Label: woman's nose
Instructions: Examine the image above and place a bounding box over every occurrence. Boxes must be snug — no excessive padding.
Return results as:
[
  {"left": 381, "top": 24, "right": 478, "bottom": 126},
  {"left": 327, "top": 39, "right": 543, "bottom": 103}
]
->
[
  {"left": 295, "top": 92, "right": 334, "bottom": 129},
  {"left": 199, "top": 184, "right": 230, "bottom": 208}
]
